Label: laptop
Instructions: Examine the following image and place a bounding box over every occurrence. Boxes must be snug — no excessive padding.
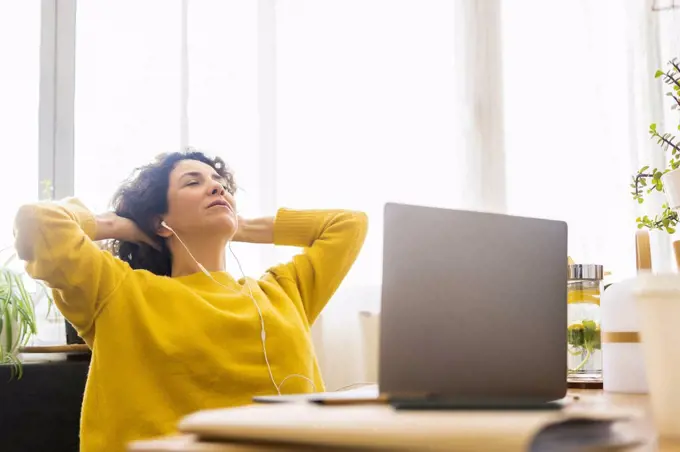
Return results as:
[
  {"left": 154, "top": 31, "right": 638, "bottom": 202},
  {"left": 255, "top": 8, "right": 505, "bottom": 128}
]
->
[{"left": 379, "top": 202, "right": 568, "bottom": 405}]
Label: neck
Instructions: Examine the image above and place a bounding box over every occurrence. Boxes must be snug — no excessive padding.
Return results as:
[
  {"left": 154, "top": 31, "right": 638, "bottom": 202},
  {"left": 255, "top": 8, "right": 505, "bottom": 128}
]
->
[{"left": 168, "top": 233, "right": 227, "bottom": 277}]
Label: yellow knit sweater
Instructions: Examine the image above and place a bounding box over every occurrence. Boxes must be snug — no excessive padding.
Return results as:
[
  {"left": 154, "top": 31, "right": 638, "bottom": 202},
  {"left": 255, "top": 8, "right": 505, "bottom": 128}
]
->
[{"left": 14, "top": 198, "right": 368, "bottom": 452}]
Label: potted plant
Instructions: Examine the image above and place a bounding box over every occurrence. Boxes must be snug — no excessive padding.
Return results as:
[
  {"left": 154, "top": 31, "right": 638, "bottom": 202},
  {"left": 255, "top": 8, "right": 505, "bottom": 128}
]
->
[
  {"left": 0, "top": 250, "right": 54, "bottom": 379},
  {"left": 631, "top": 57, "right": 680, "bottom": 232}
]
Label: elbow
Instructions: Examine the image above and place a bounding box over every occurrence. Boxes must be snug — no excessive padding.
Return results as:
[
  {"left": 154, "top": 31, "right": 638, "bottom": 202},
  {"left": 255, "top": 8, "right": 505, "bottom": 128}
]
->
[
  {"left": 354, "top": 210, "right": 369, "bottom": 232},
  {"left": 345, "top": 210, "right": 369, "bottom": 243},
  {"left": 324, "top": 210, "right": 368, "bottom": 250},
  {"left": 13, "top": 203, "right": 52, "bottom": 261}
]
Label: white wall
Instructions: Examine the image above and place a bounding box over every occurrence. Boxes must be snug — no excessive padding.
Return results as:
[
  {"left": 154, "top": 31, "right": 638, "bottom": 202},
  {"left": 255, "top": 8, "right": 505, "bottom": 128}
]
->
[{"left": 314, "top": 284, "right": 381, "bottom": 391}]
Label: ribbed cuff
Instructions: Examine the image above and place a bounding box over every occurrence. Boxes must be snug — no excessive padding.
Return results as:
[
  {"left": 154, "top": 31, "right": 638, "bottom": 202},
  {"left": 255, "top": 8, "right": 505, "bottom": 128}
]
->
[{"left": 273, "top": 208, "right": 326, "bottom": 248}]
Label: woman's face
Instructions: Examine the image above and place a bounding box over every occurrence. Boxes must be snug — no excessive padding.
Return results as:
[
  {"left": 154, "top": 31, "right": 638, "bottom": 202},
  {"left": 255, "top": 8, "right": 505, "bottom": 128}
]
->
[{"left": 160, "top": 159, "right": 237, "bottom": 238}]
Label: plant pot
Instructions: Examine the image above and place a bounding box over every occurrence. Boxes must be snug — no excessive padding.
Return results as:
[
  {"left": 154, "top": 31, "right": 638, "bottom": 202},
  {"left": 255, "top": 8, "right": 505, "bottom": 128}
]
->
[{"left": 662, "top": 168, "right": 680, "bottom": 209}]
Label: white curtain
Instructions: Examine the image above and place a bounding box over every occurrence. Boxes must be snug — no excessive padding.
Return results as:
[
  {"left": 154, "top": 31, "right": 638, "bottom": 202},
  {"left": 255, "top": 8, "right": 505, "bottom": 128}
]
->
[
  {"left": 275, "top": 0, "right": 466, "bottom": 291},
  {"left": 74, "top": 0, "right": 182, "bottom": 215},
  {"left": 504, "top": 0, "right": 645, "bottom": 278},
  {"left": 503, "top": 1, "right": 680, "bottom": 279}
]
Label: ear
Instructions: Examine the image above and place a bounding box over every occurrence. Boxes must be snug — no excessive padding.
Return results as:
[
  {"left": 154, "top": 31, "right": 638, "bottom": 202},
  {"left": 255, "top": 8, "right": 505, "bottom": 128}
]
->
[{"left": 155, "top": 218, "right": 173, "bottom": 238}]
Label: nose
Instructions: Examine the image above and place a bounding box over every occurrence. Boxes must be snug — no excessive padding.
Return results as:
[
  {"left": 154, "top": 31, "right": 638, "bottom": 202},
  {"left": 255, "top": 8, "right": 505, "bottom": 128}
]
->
[{"left": 209, "top": 180, "right": 225, "bottom": 196}]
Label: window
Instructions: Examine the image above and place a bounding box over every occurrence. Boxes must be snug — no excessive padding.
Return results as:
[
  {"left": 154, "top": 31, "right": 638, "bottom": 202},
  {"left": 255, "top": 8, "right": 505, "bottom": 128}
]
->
[
  {"left": 187, "top": 0, "right": 259, "bottom": 214},
  {"left": 74, "top": 0, "right": 182, "bottom": 213},
  {"left": 0, "top": 1, "right": 40, "bottom": 246},
  {"left": 502, "top": 0, "right": 637, "bottom": 277},
  {"left": 186, "top": 0, "right": 261, "bottom": 274},
  {"left": 73, "top": 0, "right": 264, "bottom": 274},
  {"left": 276, "top": 0, "right": 463, "bottom": 291}
]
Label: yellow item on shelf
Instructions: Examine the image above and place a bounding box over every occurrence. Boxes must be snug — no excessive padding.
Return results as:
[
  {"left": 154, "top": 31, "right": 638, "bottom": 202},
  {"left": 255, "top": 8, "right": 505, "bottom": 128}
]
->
[{"left": 567, "top": 287, "right": 601, "bottom": 305}]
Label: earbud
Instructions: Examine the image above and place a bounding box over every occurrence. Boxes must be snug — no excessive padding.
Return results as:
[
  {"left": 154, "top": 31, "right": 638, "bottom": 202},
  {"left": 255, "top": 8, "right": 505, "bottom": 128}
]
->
[{"left": 161, "top": 221, "right": 173, "bottom": 232}]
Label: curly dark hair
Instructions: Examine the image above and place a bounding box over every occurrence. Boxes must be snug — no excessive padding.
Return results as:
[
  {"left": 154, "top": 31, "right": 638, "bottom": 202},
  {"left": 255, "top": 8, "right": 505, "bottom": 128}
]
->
[{"left": 109, "top": 150, "right": 236, "bottom": 276}]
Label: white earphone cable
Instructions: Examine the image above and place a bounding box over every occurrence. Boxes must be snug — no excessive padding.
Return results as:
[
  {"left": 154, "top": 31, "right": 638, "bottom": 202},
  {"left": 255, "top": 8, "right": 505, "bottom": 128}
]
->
[
  {"left": 227, "top": 241, "right": 316, "bottom": 395},
  {"left": 162, "top": 222, "right": 209, "bottom": 276},
  {"left": 162, "top": 210, "right": 316, "bottom": 396}
]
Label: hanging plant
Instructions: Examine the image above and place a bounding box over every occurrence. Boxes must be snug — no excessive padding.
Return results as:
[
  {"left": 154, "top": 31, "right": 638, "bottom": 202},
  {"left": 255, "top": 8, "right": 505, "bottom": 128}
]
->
[
  {"left": 0, "top": 251, "right": 53, "bottom": 379},
  {"left": 631, "top": 57, "right": 680, "bottom": 233}
]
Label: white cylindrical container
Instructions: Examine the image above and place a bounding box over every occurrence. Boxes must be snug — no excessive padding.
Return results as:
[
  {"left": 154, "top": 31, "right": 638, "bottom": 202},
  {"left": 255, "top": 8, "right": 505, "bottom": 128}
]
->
[
  {"left": 601, "top": 278, "right": 648, "bottom": 393},
  {"left": 634, "top": 273, "right": 680, "bottom": 438},
  {"left": 662, "top": 168, "right": 680, "bottom": 210}
]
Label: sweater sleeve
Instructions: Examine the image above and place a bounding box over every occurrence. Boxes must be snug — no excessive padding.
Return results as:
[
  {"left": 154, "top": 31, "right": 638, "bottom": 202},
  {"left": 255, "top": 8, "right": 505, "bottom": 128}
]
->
[
  {"left": 13, "top": 198, "right": 131, "bottom": 341},
  {"left": 271, "top": 209, "right": 368, "bottom": 323}
]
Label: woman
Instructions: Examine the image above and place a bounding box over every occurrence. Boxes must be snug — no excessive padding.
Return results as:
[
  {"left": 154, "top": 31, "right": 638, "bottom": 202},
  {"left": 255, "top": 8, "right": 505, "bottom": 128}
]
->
[{"left": 14, "top": 150, "right": 368, "bottom": 452}]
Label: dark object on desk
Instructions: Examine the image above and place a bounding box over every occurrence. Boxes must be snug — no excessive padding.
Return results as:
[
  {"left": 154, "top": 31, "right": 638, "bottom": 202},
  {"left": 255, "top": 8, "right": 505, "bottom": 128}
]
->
[
  {"left": 390, "top": 397, "right": 563, "bottom": 411},
  {"left": 568, "top": 381, "right": 603, "bottom": 390},
  {"left": 65, "top": 320, "right": 85, "bottom": 345},
  {"left": 530, "top": 419, "right": 642, "bottom": 452},
  {"left": 0, "top": 359, "right": 89, "bottom": 452}
]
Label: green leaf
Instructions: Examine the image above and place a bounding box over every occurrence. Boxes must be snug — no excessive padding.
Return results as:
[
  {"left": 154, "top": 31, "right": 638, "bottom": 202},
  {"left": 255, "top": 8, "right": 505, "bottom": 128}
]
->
[
  {"left": 638, "top": 198, "right": 644, "bottom": 204},
  {"left": 641, "top": 165, "right": 650, "bottom": 172},
  {"left": 668, "top": 227, "right": 676, "bottom": 234},
  {"left": 582, "top": 319, "right": 597, "bottom": 330},
  {"left": 656, "top": 70, "right": 664, "bottom": 78},
  {"left": 651, "top": 123, "right": 658, "bottom": 131}
]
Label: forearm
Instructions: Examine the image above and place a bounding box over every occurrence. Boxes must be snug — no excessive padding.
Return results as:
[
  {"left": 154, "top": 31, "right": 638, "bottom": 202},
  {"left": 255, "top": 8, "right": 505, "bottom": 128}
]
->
[
  {"left": 269, "top": 208, "right": 368, "bottom": 323},
  {"left": 233, "top": 217, "right": 275, "bottom": 244},
  {"left": 94, "top": 214, "right": 120, "bottom": 241}
]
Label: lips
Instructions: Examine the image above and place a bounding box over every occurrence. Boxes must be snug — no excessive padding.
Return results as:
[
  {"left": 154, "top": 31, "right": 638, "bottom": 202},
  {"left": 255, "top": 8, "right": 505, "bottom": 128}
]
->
[{"left": 207, "top": 199, "right": 231, "bottom": 210}]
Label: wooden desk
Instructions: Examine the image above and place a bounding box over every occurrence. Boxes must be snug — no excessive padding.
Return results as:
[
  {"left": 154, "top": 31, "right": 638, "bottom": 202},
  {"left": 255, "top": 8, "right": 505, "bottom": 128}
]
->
[{"left": 129, "top": 390, "right": 680, "bottom": 452}]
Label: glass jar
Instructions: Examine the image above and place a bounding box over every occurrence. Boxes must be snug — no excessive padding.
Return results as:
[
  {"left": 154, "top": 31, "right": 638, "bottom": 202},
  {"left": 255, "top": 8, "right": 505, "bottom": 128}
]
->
[{"left": 567, "top": 264, "right": 603, "bottom": 383}]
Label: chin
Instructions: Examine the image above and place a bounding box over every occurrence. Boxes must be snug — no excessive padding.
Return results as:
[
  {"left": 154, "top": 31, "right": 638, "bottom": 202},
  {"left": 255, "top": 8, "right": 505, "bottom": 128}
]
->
[{"left": 205, "top": 215, "right": 237, "bottom": 236}]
